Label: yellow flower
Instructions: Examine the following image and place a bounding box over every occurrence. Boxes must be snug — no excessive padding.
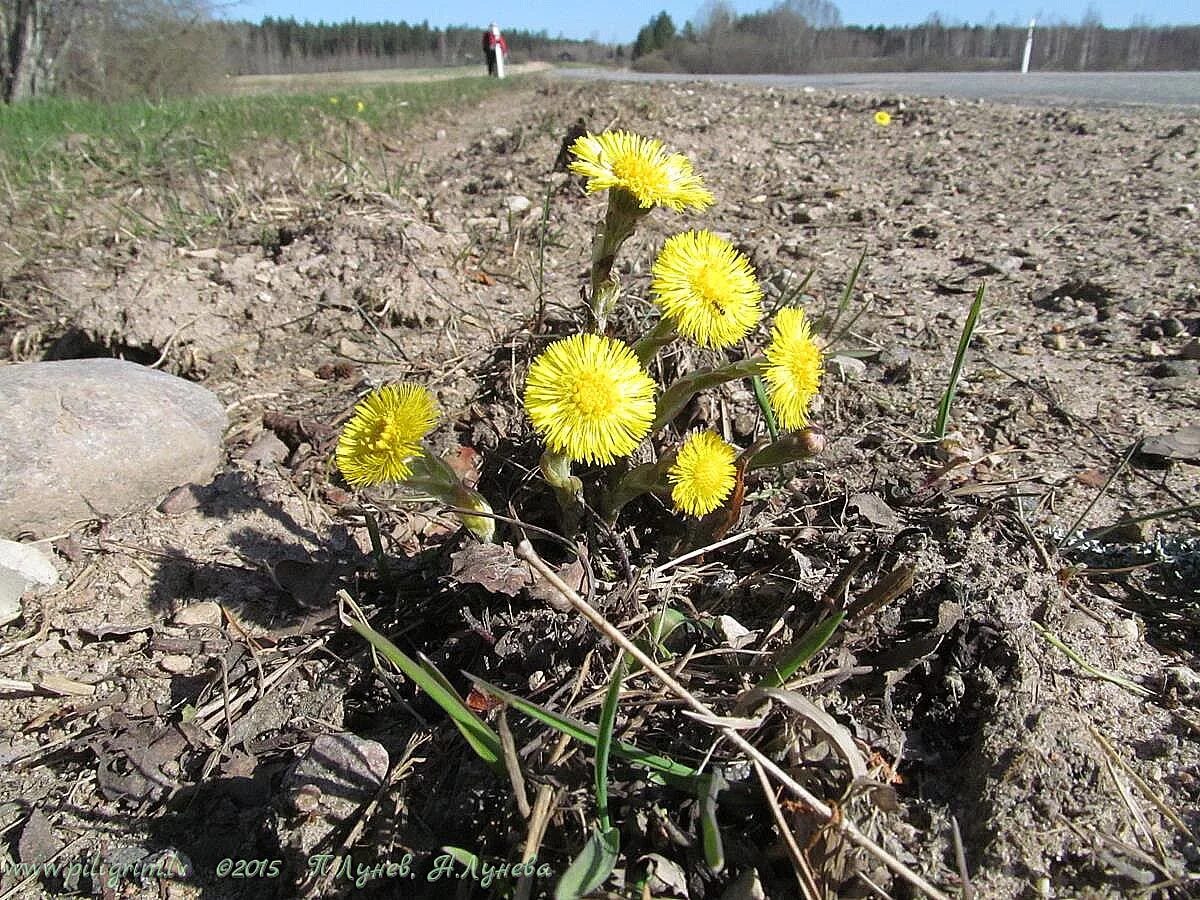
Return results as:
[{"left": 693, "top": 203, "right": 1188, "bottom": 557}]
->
[
  {"left": 668, "top": 431, "right": 737, "bottom": 517},
  {"left": 329, "top": 97, "right": 340, "bottom": 105},
  {"left": 336, "top": 383, "right": 439, "bottom": 486},
  {"left": 524, "top": 334, "right": 656, "bottom": 465},
  {"left": 763, "top": 307, "right": 823, "bottom": 430},
  {"left": 874, "top": 110, "right": 892, "bottom": 126},
  {"left": 651, "top": 230, "right": 763, "bottom": 348},
  {"left": 355, "top": 100, "right": 365, "bottom": 113},
  {"left": 568, "top": 130, "right": 713, "bottom": 212}
]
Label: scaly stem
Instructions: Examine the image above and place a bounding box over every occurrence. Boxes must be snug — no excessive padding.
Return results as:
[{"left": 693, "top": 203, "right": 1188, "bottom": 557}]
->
[
  {"left": 588, "top": 189, "right": 646, "bottom": 332},
  {"left": 540, "top": 449, "right": 584, "bottom": 535}
]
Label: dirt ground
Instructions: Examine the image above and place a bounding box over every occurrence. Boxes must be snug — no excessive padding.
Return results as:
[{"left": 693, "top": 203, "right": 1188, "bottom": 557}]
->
[{"left": 1, "top": 75, "right": 1198, "bottom": 899}]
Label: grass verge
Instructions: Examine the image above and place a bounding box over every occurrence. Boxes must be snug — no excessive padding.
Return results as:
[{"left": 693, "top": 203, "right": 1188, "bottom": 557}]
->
[{"left": 0, "top": 75, "right": 526, "bottom": 262}]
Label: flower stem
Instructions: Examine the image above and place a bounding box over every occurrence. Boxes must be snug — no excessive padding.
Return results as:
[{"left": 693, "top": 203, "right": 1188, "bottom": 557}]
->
[
  {"left": 540, "top": 449, "right": 584, "bottom": 535},
  {"left": 588, "top": 189, "right": 645, "bottom": 332},
  {"left": 406, "top": 449, "right": 496, "bottom": 542}
]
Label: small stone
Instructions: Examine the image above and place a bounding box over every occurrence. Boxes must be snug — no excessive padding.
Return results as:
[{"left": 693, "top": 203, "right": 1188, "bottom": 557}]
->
[
  {"left": 18, "top": 808, "right": 63, "bottom": 865},
  {"left": 1115, "top": 618, "right": 1140, "bottom": 643},
  {"left": 172, "top": 601, "right": 223, "bottom": 628},
  {"left": 504, "top": 195, "right": 532, "bottom": 214},
  {"left": 117, "top": 566, "right": 144, "bottom": 588},
  {"left": 159, "top": 654, "right": 193, "bottom": 674},
  {"left": 0, "top": 359, "right": 225, "bottom": 538},
  {"left": 240, "top": 430, "right": 289, "bottom": 465},
  {"left": 33, "top": 638, "right": 64, "bottom": 659},
  {"left": 1141, "top": 321, "right": 1165, "bottom": 340},
  {"left": 158, "top": 484, "right": 204, "bottom": 515},
  {"left": 1150, "top": 360, "right": 1198, "bottom": 378},
  {"left": 285, "top": 733, "right": 389, "bottom": 822},
  {"left": 0, "top": 539, "right": 58, "bottom": 627},
  {"left": 1180, "top": 339, "right": 1200, "bottom": 360},
  {"left": 829, "top": 355, "right": 868, "bottom": 380},
  {"left": 1162, "top": 317, "right": 1186, "bottom": 337}
]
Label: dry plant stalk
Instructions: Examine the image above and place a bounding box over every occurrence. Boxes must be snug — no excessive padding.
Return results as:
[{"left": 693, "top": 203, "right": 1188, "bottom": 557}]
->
[{"left": 514, "top": 539, "right": 951, "bottom": 900}]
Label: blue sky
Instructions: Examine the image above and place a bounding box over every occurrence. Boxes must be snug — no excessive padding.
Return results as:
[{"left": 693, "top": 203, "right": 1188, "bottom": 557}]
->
[{"left": 221, "top": 1, "right": 1197, "bottom": 44}]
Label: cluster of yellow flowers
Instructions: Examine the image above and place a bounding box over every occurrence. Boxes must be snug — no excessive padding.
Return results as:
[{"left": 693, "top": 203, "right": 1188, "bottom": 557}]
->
[
  {"left": 523, "top": 130, "right": 824, "bottom": 519},
  {"left": 333, "top": 128, "right": 824, "bottom": 532}
]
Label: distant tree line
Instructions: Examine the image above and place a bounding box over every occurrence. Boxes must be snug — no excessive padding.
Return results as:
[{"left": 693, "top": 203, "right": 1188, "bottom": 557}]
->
[
  {"left": 3, "top": 0, "right": 226, "bottom": 102},
  {"left": 1, "top": 4, "right": 611, "bottom": 102},
  {"left": 4, "top": 0, "right": 1198, "bottom": 104},
  {"left": 221, "top": 17, "right": 613, "bottom": 75},
  {"left": 634, "top": 2, "right": 1200, "bottom": 73}
]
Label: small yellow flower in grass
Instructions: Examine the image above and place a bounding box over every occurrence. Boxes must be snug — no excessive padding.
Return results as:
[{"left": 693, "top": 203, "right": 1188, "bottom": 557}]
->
[
  {"left": 874, "top": 110, "right": 892, "bottom": 126},
  {"left": 763, "top": 307, "right": 823, "bottom": 430},
  {"left": 355, "top": 100, "right": 365, "bottom": 113},
  {"left": 329, "top": 96, "right": 340, "bottom": 105},
  {"left": 652, "top": 230, "right": 763, "bottom": 348},
  {"left": 336, "top": 383, "right": 439, "bottom": 486},
  {"left": 524, "top": 334, "right": 656, "bottom": 465},
  {"left": 568, "top": 130, "right": 713, "bottom": 212},
  {"left": 668, "top": 431, "right": 737, "bottom": 517}
]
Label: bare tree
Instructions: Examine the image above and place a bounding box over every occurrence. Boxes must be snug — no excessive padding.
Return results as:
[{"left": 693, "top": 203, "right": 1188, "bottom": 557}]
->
[
  {"left": 2, "top": 0, "right": 85, "bottom": 102},
  {"left": 3, "top": 0, "right": 221, "bottom": 102}
]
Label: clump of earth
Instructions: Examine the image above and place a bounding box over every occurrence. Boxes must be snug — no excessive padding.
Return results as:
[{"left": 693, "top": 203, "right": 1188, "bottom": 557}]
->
[{"left": 0, "top": 75, "right": 1197, "bottom": 898}]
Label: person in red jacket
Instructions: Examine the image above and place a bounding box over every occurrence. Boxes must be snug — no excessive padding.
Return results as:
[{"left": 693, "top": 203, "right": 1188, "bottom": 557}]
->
[{"left": 482, "top": 23, "right": 508, "bottom": 78}]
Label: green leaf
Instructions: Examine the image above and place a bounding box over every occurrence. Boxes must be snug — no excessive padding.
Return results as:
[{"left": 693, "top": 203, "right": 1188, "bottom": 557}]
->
[
  {"left": 603, "top": 459, "right": 668, "bottom": 521},
  {"left": 347, "top": 618, "right": 503, "bottom": 771},
  {"left": 653, "top": 358, "right": 763, "bottom": 432},
  {"left": 465, "top": 675, "right": 699, "bottom": 786},
  {"left": 554, "top": 825, "right": 619, "bottom": 900},
  {"left": 649, "top": 607, "right": 687, "bottom": 647},
  {"left": 933, "top": 282, "right": 986, "bottom": 439},
  {"left": 757, "top": 612, "right": 845, "bottom": 690}
]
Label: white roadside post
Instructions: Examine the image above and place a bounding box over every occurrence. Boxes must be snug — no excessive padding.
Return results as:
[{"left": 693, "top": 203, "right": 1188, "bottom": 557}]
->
[
  {"left": 496, "top": 44, "right": 505, "bottom": 79},
  {"left": 1021, "top": 18, "right": 1036, "bottom": 74}
]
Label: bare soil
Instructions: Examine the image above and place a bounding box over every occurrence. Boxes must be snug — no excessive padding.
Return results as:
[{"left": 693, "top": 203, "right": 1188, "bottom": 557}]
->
[{"left": 1, "top": 75, "right": 1198, "bottom": 899}]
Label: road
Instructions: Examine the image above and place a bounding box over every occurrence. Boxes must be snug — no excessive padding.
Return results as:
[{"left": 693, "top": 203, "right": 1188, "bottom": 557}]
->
[{"left": 552, "top": 68, "right": 1200, "bottom": 110}]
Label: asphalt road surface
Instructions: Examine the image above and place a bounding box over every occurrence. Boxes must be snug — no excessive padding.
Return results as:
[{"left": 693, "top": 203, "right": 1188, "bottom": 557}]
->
[{"left": 553, "top": 68, "right": 1200, "bottom": 109}]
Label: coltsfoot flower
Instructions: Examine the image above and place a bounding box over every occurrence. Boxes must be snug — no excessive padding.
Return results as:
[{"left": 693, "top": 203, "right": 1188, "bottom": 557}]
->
[
  {"left": 524, "top": 334, "right": 656, "bottom": 465},
  {"left": 568, "top": 130, "right": 713, "bottom": 212},
  {"left": 874, "top": 110, "right": 892, "bottom": 126},
  {"left": 651, "top": 230, "right": 763, "bottom": 348},
  {"left": 763, "top": 307, "right": 823, "bottom": 430},
  {"left": 668, "top": 431, "right": 737, "bottom": 517},
  {"left": 336, "top": 383, "right": 439, "bottom": 486}
]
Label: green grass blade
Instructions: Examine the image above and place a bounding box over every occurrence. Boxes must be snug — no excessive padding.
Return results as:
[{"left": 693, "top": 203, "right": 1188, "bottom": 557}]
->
[
  {"left": 595, "top": 654, "right": 626, "bottom": 831},
  {"left": 765, "top": 267, "right": 815, "bottom": 317},
  {"left": 933, "top": 282, "right": 986, "bottom": 439},
  {"left": 751, "top": 375, "right": 780, "bottom": 441},
  {"left": 824, "top": 248, "right": 866, "bottom": 339},
  {"left": 554, "top": 825, "right": 620, "bottom": 900},
  {"left": 757, "top": 612, "right": 845, "bottom": 690},
  {"left": 698, "top": 768, "right": 728, "bottom": 874},
  {"left": 346, "top": 618, "right": 503, "bottom": 770},
  {"left": 465, "top": 675, "right": 700, "bottom": 786}
]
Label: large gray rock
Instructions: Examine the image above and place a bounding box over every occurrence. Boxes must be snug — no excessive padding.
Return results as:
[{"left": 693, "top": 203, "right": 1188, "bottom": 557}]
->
[{"left": 0, "top": 359, "right": 226, "bottom": 537}]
